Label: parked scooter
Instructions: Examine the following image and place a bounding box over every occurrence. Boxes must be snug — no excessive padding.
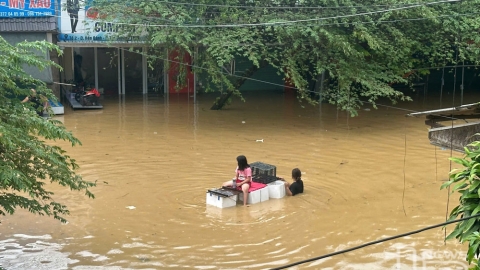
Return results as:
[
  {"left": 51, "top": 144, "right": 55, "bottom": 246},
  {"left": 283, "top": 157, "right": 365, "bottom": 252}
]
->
[{"left": 75, "top": 87, "right": 101, "bottom": 106}]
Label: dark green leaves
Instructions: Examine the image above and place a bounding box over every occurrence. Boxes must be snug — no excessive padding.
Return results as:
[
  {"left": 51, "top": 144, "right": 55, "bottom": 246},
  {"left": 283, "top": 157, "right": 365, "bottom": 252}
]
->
[
  {"left": 89, "top": 0, "right": 480, "bottom": 113},
  {"left": 0, "top": 36, "right": 95, "bottom": 223},
  {"left": 443, "top": 137, "right": 480, "bottom": 269}
]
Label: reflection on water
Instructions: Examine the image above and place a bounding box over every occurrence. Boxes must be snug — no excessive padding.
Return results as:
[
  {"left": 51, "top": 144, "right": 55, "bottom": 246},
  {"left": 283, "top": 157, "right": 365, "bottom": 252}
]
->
[{"left": 0, "top": 91, "right": 475, "bottom": 269}]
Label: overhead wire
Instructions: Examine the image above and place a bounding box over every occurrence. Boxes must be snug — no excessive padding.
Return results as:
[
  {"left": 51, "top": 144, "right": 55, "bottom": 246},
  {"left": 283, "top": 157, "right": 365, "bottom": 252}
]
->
[
  {"left": 16, "top": 2, "right": 475, "bottom": 263},
  {"left": 402, "top": 116, "right": 408, "bottom": 216},
  {"left": 112, "top": 45, "right": 472, "bottom": 125},
  {"left": 2, "top": 0, "right": 475, "bottom": 32},
  {"left": 61, "top": 1, "right": 476, "bottom": 267},
  {"left": 445, "top": 49, "right": 458, "bottom": 243},
  {"left": 3, "top": 0, "right": 463, "bottom": 28},
  {"left": 158, "top": 0, "right": 442, "bottom": 9},
  {"left": 101, "top": 10, "right": 480, "bottom": 29},
  {"left": 269, "top": 213, "right": 480, "bottom": 269},
  {"left": 9, "top": 0, "right": 477, "bottom": 261},
  {"left": 9, "top": 0, "right": 470, "bottom": 121},
  {"left": 89, "top": 49, "right": 472, "bottom": 219},
  {"left": 95, "top": 0, "right": 462, "bottom": 28}
]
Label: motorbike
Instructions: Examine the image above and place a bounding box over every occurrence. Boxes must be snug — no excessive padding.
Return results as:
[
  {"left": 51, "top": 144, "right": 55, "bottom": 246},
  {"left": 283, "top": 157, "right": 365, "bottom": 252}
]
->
[{"left": 75, "top": 87, "right": 101, "bottom": 106}]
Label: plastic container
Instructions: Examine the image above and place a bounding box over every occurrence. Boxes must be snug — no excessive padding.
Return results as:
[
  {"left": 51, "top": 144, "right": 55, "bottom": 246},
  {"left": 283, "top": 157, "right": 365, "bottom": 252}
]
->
[{"left": 268, "top": 180, "right": 286, "bottom": 199}]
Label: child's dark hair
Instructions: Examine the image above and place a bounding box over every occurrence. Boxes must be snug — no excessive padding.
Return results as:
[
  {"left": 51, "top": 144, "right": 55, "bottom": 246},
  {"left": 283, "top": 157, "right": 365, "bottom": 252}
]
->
[
  {"left": 237, "top": 155, "right": 250, "bottom": 170},
  {"left": 292, "top": 168, "right": 302, "bottom": 181}
]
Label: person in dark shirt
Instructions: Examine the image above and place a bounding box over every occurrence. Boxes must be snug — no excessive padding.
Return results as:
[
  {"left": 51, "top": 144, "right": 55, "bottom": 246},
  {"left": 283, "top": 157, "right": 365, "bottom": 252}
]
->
[
  {"left": 22, "top": 89, "right": 46, "bottom": 116},
  {"left": 280, "top": 168, "right": 304, "bottom": 196}
]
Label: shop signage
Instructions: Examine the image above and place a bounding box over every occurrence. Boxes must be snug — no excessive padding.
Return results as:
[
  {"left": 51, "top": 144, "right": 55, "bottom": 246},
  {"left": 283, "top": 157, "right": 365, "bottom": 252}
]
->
[
  {"left": 0, "top": 0, "right": 54, "bottom": 17},
  {"left": 58, "top": 0, "right": 146, "bottom": 43}
]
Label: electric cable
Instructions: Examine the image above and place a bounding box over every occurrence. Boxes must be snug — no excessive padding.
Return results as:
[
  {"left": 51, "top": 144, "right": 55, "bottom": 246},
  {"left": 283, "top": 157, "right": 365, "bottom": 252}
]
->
[
  {"left": 435, "top": 143, "right": 438, "bottom": 182},
  {"left": 113, "top": 46, "right": 473, "bottom": 124},
  {"left": 402, "top": 117, "right": 408, "bottom": 216},
  {"left": 4, "top": 2, "right": 478, "bottom": 32},
  {"left": 440, "top": 67, "right": 445, "bottom": 107},
  {"left": 445, "top": 50, "right": 458, "bottom": 243},
  {"left": 269, "top": 213, "right": 480, "bottom": 270},
  {"left": 157, "top": 0, "right": 443, "bottom": 10},
  {"left": 96, "top": 0, "right": 462, "bottom": 28},
  {"left": 2, "top": 0, "right": 464, "bottom": 28},
  {"left": 87, "top": 11, "right": 480, "bottom": 29}
]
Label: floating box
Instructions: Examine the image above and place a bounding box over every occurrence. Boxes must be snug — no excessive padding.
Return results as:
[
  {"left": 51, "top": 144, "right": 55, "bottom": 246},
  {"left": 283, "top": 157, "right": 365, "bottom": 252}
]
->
[
  {"left": 48, "top": 99, "right": 64, "bottom": 115},
  {"left": 268, "top": 180, "right": 286, "bottom": 199},
  {"left": 206, "top": 191, "right": 218, "bottom": 206},
  {"left": 239, "top": 188, "right": 260, "bottom": 204},
  {"left": 260, "top": 187, "right": 270, "bottom": 202},
  {"left": 206, "top": 192, "right": 237, "bottom": 208},
  {"left": 239, "top": 187, "right": 269, "bottom": 204},
  {"left": 250, "top": 162, "right": 276, "bottom": 177},
  {"left": 206, "top": 188, "right": 240, "bottom": 208}
]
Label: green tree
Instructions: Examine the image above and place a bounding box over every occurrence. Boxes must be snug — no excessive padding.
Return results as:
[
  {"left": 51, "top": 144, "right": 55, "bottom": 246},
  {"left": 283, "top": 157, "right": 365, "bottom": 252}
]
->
[
  {"left": 91, "top": 0, "right": 480, "bottom": 113},
  {"left": 442, "top": 138, "right": 480, "bottom": 269},
  {"left": 0, "top": 37, "right": 95, "bottom": 223}
]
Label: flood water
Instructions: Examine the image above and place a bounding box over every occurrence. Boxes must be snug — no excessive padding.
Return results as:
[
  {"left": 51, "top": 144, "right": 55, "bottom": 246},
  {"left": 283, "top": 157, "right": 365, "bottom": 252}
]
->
[{"left": 0, "top": 90, "right": 475, "bottom": 269}]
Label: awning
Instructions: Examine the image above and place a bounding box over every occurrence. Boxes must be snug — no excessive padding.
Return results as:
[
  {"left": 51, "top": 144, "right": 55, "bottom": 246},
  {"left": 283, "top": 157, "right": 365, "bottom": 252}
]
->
[{"left": 0, "top": 17, "right": 56, "bottom": 32}]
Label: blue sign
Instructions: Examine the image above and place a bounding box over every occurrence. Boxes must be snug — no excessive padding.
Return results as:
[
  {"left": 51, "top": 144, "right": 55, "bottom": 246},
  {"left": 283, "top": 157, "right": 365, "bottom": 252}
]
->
[{"left": 0, "top": 0, "right": 54, "bottom": 17}]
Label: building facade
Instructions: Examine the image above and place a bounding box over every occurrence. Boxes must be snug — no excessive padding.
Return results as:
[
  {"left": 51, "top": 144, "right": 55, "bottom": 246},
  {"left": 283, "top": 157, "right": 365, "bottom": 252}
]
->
[{"left": 0, "top": 0, "right": 59, "bottom": 94}]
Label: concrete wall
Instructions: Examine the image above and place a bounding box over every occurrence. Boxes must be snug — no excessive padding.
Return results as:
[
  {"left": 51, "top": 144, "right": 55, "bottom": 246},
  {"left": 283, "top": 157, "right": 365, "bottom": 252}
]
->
[{"left": 429, "top": 122, "right": 480, "bottom": 152}]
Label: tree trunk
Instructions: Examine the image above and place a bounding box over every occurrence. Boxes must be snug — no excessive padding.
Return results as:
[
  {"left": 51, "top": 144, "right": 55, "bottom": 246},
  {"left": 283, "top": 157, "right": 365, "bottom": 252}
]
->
[{"left": 210, "top": 60, "right": 267, "bottom": 110}]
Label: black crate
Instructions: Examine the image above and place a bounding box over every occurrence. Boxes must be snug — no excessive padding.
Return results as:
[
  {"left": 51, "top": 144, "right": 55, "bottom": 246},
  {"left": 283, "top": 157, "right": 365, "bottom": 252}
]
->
[
  {"left": 252, "top": 174, "right": 278, "bottom": 184},
  {"left": 250, "top": 161, "right": 276, "bottom": 177}
]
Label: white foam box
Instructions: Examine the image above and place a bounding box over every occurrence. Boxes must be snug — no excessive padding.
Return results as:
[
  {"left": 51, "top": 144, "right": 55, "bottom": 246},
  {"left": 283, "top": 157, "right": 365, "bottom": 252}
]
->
[
  {"left": 206, "top": 192, "right": 237, "bottom": 208},
  {"left": 260, "top": 187, "right": 269, "bottom": 202},
  {"left": 48, "top": 99, "right": 64, "bottom": 115},
  {"left": 239, "top": 187, "right": 269, "bottom": 204},
  {"left": 268, "top": 180, "right": 286, "bottom": 199}
]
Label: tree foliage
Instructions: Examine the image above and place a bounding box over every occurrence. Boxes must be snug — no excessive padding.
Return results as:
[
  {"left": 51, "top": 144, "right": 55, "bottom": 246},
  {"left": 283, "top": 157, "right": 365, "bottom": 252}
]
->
[
  {"left": 0, "top": 36, "right": 95, "bottom": 223},
  {"left": 441, "top": 138, "right": 480, "bottom": 269},
  {"left": 91, "top": 0, "right": 480, "bottom": 113}
]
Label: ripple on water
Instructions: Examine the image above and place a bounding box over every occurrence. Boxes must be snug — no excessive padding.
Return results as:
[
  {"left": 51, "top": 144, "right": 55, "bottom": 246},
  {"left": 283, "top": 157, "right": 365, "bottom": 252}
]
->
[
  {"left": 0, "top": 239, "right": 77, "bottom": 269},
  {"left": 76, "top": 250, "right": 109, "bottom": 261},
  {"left": 13, "top": 234, "right": 52, "bottom": 240},
  {"left": 2, "top": 94, "right": 472, "bottom": 269},
  {"left": 107, "top": 249, "right": 124, "bottom": 254}
]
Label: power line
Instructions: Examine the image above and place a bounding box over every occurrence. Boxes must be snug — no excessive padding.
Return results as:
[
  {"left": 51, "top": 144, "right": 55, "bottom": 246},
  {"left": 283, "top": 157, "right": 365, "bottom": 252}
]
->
[
  {"left": 8, "top": 0, "right": 459, "bottom": 28},
  {"left": 3, "top": 0, "right": 471, "bottom": 29},
  {"left": 125, "top": 10, "right": 480, "bottom": 29},
  {"left": 59, "top": 11, "right": 480, "bottom": 29},
  {"left": 106, "top": 0, "right": 461, "bottom": 28},
  {"left": 112, "top": 46, "right": 470, "bottom": 123},
  {"left": 158, "top": 0, "right": 433, "bottom": 9},
  {"left": 269, "top": 213, "right": 480, "bottom": 269}
]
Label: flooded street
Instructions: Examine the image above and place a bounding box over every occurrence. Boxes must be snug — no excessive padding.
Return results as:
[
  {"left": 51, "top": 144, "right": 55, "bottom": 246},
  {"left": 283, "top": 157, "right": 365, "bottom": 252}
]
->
[{"left": 0, "top": 90, "right": 472, "bottom": 269}]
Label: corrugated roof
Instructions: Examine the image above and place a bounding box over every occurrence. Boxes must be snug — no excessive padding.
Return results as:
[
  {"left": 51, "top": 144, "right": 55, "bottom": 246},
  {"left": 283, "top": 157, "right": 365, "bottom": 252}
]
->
[{"left": 0, "top": 17, "right": 57, "bottom": 32}]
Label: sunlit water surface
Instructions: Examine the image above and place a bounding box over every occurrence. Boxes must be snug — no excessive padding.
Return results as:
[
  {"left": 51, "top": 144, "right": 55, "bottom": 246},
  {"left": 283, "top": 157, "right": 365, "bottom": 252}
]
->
[{"left": 0, "top": 91, "right": 473, "bottom": 269}]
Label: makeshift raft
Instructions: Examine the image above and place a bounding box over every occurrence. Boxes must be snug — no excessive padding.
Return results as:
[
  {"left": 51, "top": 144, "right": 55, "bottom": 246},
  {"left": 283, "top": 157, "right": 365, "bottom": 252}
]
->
[{"left": 206, "top": 162, "right": 286, "bottom": 208}]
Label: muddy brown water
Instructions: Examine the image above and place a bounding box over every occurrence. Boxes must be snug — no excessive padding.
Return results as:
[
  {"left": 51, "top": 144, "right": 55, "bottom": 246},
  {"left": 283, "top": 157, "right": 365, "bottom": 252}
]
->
[{"left": 0, "top": 91, "right": 474, "bottom": 269}]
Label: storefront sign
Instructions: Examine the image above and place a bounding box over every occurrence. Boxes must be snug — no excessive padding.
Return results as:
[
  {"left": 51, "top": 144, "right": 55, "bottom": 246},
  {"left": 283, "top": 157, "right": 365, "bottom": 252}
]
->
[
  {"left": 58, "top": 0, "right": 146, "bottom": 43},
  {"left": 0, "top": 0, "right": 54, "bottom": 17}
]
